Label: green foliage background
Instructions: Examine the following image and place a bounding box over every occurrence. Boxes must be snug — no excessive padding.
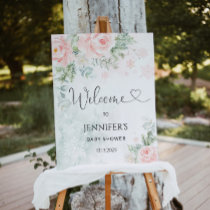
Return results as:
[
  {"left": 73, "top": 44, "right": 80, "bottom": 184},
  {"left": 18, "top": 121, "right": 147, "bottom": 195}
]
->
[
  {"left": 146, "top": 0, "right": 210, "bottom": 89},
  {"left": 0, "top": 0, "right": 63, "bottom": 79}
]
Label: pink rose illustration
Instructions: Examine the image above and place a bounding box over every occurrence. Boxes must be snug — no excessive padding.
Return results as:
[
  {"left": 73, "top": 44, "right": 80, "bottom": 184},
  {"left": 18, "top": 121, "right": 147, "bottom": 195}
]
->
[
  {"left": 140, "top": 65, "right": 154, "bottom": 79},
  {"left": 139, "top": 146, "right": 158, "bottom": 163},
  {"left": 52, "top": 36, "right": 73, "bottom": 67},
  {"left": 78, "top": 34, "right": 112, "bottom": 58}
]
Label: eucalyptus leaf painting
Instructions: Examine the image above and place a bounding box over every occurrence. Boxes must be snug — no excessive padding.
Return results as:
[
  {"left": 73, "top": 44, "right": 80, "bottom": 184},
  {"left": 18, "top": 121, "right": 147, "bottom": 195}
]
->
[{"left": 51, "top": 33, "right": 158, "bottom": 170}]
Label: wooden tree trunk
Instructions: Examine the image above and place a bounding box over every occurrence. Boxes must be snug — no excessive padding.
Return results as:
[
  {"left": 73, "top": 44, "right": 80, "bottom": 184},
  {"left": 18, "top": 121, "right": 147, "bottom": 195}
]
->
[
  {"left": 63, "top": 0, "right": 146, "bottom": 33},
  {"left": 190, "top": 63, "right": 198, "bottom": 90},
  {"left": 63, "top": 1, "right": 170, "bottom": 209},
  {"left": 4, "top": 57, "right": 23, "bottom": 81}
]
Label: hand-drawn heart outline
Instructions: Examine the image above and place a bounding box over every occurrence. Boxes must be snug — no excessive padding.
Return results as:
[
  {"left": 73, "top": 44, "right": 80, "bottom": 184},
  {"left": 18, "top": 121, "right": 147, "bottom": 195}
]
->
[
  {"left": 130, "top": 89, "right": 150, "bottom": 103},
  {"left": 130, "top": 89, "right": 141, "bottom": 100}
]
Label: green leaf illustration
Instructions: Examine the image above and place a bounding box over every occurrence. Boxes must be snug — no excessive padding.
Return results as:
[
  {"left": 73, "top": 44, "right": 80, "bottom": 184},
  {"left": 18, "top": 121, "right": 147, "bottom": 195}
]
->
[
  {"left": 66, "top": 63, "right": 76, "bottom": 82},
  {"left": 60, "top": 92, "right": 65, "bottom": 98},
  {"left": 127, "top": 144, "right": 142, "bottom": 162},
  {"left": 70, "top": 34, "right": 80, "bottom": 55},
  {"left": 79, "top": 66, "right": 93, "bottom": 78},
  {"left": 111, "top": 34, "right": 135, "bottom": 56},
  {"left": 56, "top": 62, "right": 76, "bottom": 83},
  {"left": 91, "top": 57, "right": 113, "bottom": 70}
]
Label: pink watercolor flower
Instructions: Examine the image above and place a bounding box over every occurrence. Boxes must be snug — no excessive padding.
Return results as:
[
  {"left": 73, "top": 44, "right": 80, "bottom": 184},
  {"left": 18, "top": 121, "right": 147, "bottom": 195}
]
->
[
  {"left": 140, "top": 65, "right": 154, "bottom": 79},
  {"left": 139, "top": 146, "right": 158, "bottom": 163},
  {"left": 136, "top": 48, "right": 148, "bottom": 58},
  {"left": 78, "top": 34, "right": 113, "bottom": 58},
  {"left": 126, "top": 59, "right": 134, "bottom": 68},
  {"left": 52, "top": 36, "right": 73, "bottom": 67},
  {"left": 133, "top": 137, "right": 139, "bottom": 142},
  {"left": 101, "top": 71, "right": 109, "bottom": 80},
  {"left": 124, "top": 72, "right": 129, "bottom": 76}
]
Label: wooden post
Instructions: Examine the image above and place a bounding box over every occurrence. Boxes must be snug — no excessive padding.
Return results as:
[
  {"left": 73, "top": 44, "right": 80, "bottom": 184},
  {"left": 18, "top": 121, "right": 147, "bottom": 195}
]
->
[{"left": 63, "top": 0, "right": 147, "bottom": 33}]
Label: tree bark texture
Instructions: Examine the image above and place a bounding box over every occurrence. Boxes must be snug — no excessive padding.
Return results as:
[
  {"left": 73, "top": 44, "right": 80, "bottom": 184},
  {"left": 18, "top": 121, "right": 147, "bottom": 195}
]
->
[
  {"left": 63, "top": 0, "right": 147, "bottom": 33},
  {"left": 69, "top": 173, "right": 173, "bottom": 210},
  {"left": 70, "top": 185, "right": 128, "bottom": 210},
  {"left": 4, "top": 57, "right": 23, "bottom": 80},
  {"left": 63, "top": 0, "right": 171, "bottom": 209}
]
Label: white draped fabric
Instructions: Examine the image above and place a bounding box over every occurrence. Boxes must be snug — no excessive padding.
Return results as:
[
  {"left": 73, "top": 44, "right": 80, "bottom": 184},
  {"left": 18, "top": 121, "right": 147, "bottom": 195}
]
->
[{"left": 33, "top": 161, "right": 179, "bottom": 209}]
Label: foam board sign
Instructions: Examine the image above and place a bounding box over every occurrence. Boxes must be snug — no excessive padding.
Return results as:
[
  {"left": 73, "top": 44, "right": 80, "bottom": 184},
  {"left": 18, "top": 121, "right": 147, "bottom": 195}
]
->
[{"left": 51, "top": 33, "right": 158, "bottom": 169}]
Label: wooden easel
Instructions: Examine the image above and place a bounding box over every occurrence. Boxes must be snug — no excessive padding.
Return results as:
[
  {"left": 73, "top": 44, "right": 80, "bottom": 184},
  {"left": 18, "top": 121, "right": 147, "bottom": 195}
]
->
[{"left": 55, "top": 16, "right": 161, "bottom": 210}]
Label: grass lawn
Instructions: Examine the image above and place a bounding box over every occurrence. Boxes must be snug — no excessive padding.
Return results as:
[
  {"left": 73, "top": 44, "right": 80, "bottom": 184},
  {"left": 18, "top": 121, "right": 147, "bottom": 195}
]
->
[
  {"left": 0, "top": 132, "right": 55, "bottom": 157},
  {"left": 158, "top": 124, "right": 210, "bottom": 142},
  {"left": 0, "top": 65, "right": 54, "bottom": 157},
  {"left": 0, "top": 88, "right": 24, "bottom": 102},
  {"left": 0, "top": 65, "right": 52, "bottom": 102},
  {"left": 0, "top": 106, "right": 21, "bottom": 125}
]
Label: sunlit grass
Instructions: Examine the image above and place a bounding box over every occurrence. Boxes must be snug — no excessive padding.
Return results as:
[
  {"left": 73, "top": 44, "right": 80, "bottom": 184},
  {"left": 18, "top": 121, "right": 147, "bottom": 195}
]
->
[
  {"left": 23, "top": 65, "right": 51, "bottom": 74},
  {"left": 0, "top": 65, "right": 51, "bottom": 78},
  {"left": 0, "top": 67, "right": 10, "bottom": 76},
  {"left": 0, "top": 74, "right": 10, "bottom": 81},
  {"left": 40, "top": 75, "right": 53, "bottom": 85},
  {"left": 0, "top": 65, "right": 53, "bottom": 88},
  {"left": 0, "top": 66, "right": 11, "bottom": 81}
]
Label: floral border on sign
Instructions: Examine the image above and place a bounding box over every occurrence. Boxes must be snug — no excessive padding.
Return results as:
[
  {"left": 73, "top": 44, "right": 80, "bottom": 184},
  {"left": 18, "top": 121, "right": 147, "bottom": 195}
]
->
[
  {"left": 52, "top": 33, "right": 135, "bottom": 83},
  {"left": 126, "top": 120, "right": 158, "bottom": 163}
]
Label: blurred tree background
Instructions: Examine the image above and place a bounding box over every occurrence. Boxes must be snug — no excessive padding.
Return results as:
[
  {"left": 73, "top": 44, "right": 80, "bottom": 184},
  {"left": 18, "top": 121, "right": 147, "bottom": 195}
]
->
[
  {"left": 0, "top": 0, "right": 63, "bottom": 80},
  {"left": 147, "top": 0, "right": 210, "bottom": 90},
  {"left": 0, "top": 0, "right": 209, "bottom": 157},
  {"left": 0, "top": 0, "right": 63, "bottom": 156}
]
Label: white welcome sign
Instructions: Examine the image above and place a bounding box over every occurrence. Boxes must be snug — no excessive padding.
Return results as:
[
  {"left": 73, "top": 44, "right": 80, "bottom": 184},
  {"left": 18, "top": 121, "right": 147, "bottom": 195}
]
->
[{"left": 51, "top": 33, "right": 158, "bottom": 170}]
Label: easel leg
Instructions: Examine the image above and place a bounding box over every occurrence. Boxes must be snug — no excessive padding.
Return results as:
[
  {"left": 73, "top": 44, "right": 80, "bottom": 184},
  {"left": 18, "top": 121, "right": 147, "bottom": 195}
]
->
[
  {"left": 105, "top": 173, "right": 112, "bottom": 210},
  {"left": 144, "top": 173, "right": 161, "bottom": 210},
  {"left": 55, "top": 189, "right": 67, "bottom": 210}
]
